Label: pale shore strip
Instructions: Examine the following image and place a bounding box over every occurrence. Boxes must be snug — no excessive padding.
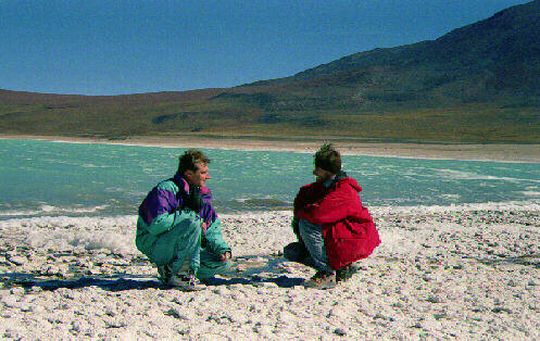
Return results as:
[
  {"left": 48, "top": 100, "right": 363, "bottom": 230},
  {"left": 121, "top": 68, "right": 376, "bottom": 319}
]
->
[
  {"left": 0, "top": 204, "right": 539, "bottom": 339},
  {"left": 1, "top": 134, "right": 539, "bottom": 163}
]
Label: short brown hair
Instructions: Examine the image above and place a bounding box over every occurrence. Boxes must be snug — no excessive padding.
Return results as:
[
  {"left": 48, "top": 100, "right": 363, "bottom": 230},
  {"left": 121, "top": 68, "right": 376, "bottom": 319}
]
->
[
  {"left": 178, "top": 149, "right": 210, "bottom": 174},
  {"left": 314, "top": 143, "right": 341, "bottom": 174}
]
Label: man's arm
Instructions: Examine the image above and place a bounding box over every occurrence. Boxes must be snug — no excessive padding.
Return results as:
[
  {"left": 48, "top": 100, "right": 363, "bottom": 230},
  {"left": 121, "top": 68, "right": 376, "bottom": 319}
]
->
[
  {"left": 138, "top": 181, "right": 188, "bottom": 236},
  {"left": 203, "top": 219, "right": 231, "bottom": 257}
]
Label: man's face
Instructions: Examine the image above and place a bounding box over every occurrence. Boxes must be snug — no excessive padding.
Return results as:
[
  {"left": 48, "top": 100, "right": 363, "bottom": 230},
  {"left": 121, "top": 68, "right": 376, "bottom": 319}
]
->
[
  {"left": 313, "top": 167, "right": 334, "bottom": 183},
  {"left": 185, "top": 163, "right": 211, "bottom": 187}
]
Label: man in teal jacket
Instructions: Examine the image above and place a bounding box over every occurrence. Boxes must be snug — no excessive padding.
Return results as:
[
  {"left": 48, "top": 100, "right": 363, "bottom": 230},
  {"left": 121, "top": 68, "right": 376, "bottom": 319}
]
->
[{"left": 136, "top": 149, "right": 232, "bottom": 291}]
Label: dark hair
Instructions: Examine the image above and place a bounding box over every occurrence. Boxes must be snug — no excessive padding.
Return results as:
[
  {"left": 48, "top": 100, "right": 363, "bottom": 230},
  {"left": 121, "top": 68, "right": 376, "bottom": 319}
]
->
[
  {"left": 178, "top": 149, "right": 211, "bottom": 174},
  {"left": 314, "top": 143, "right": 341, "bottom": 174}
]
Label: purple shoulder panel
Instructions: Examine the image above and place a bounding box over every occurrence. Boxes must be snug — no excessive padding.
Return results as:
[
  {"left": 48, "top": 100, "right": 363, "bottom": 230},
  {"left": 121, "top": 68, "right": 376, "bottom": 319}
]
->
[{"left": 138, "top": 187, "right": 179, "bottom": 225}]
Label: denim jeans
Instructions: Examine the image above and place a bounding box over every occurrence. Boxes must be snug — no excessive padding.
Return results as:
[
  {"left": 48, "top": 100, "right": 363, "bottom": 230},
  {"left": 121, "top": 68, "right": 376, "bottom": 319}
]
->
[{"left": 298, "top": 219, "right": 334, "bottom": 274}]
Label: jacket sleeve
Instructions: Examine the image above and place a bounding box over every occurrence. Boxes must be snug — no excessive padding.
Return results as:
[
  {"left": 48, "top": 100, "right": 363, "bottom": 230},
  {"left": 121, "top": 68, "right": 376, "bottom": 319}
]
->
[
  {"left": 204, "top": 218, "right": 231, "bottom": 255},
  {"left": 198, "top": 187, "right": 217, "bottom": 225},
  {"left": 297, "top": 185, "right": 360, "bottom": 225}
]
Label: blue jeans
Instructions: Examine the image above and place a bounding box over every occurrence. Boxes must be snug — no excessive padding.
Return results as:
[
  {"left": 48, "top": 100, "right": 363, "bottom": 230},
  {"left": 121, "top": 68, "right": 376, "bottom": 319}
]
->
[{"left": 298, "top": 219, "right": 334, "bottom": 274}]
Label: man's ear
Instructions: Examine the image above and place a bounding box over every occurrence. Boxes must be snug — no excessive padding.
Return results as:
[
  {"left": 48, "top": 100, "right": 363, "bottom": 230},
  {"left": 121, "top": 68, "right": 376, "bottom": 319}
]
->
[{"left": 184, "top": 170, "right": 194, "bottom": 180}]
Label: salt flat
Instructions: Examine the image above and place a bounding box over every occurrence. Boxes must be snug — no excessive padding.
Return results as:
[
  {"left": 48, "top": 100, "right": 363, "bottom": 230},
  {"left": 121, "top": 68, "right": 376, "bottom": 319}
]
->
[{"left": 1, "top": 204, "right": 539, "bottom": 339}]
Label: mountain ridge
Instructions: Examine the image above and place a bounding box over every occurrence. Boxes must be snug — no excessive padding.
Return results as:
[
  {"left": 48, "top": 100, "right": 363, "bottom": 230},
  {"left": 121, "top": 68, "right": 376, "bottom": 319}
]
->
[{"left": 1, "top": 0, "right": 539, "bottom": 143}]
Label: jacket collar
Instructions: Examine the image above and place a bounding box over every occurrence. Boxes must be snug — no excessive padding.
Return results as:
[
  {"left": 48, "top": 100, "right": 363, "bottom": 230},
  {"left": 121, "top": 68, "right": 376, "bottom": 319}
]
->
[
  {"left": 173, "top": 172, "right": 211, "bottom": 195},
  {"left": 173, "top": 173, "right": 190, "bottom": 194}
]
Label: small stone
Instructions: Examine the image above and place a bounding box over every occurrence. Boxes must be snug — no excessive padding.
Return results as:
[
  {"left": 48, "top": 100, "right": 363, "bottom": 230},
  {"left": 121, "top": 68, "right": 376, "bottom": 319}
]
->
[
  {"left": 31, "top": 305, "right": 46, "bottom": 314},
  {"left": 426, "top": 295, "right": 441, "bottom": 303},
  {"left": 8, "top": 256, "right": 26, "bottom": 266},
  {"left": 212, "top": 287, "right": 226, "bottom": 295},
  {"left": 2, "top": 295, "right": 20, "bottom": 307},
  {"left": 86, "top": 267, "right": 101, "bottom": 275},
  {"left": 71, "top": 321, "right": 81, "bottom": 332},
  {"left": 105, "top": 319, "right": 127, "bottom": 329},
  {"left": 334, "top": 328, "right": 347, "bottom": 336},
  {"left": 254, "top": 282, "right": 278, "bottom": 288},
  {"left": 164, "top": 308, "right": 181, "bottom": 319},
  {"left": 10, "top": 287, "right": 25, "bottom": 296},
  {"left": 30, "top": 286, "right": 43, "bottom": 293},
  {"left": 492, "top": 307, "right": 512, "bottom": 314}
]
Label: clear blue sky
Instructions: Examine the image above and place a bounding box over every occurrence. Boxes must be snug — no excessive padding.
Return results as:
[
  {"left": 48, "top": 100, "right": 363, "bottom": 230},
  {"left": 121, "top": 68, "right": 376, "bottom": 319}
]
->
[{"left": 0, "top": 0, "right": 531, "bottom": 95}]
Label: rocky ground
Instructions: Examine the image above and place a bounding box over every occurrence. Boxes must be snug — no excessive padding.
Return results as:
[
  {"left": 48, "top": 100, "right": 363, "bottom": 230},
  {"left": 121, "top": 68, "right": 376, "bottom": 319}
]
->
[{"left": 1, "top": 204, "right": 539, "bottom": 340}]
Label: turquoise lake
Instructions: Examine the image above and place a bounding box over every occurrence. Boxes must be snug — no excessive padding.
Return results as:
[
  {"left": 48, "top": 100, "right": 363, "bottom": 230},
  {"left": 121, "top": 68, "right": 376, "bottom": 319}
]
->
[{"left": 0, "top": 139, "right": 539, "bottom": 219}]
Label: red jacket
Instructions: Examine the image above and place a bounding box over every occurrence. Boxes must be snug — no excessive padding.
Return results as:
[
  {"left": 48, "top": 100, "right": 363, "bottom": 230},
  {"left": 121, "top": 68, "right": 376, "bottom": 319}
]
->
[{"left": 294, "top": 177, "right": 381, "bottom": 270}]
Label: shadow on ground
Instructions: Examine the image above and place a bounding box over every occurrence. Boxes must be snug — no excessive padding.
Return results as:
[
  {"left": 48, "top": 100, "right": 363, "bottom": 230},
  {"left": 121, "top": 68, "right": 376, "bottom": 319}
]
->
[
  {"left": 0, "top": 255, "right": 306, "bottom": 291},
  {"left": 475, "top": 253, "right": 540, "bottom": 269}
]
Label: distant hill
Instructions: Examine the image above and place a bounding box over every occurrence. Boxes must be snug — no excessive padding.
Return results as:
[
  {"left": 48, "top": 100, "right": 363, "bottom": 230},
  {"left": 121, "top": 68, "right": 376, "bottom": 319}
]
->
[
  {"left": 260, "top": 0, "right": 540, "bottom": 106},
  {"left": 1, "top": 0, "right": 539, "bottom": 143}
]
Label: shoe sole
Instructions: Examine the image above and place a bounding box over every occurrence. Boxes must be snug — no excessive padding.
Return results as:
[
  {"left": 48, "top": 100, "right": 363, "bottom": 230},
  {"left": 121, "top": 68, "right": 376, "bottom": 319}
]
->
[
  {"left": 179, "top": 286, "right": 206, "bottom": 292},
  {"left": 304, "top": 284, "right": 336, "bottom": 290},
  {"left": 304, "top": 281, "right": 337, "bottom": 290}
]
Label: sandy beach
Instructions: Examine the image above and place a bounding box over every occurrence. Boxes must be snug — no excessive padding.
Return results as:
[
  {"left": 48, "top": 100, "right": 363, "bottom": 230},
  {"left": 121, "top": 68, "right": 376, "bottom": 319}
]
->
[
  {"left": 1, "top": 204, "right": 539, "bottom": 339},
  {"left": 1, "top": 134, "right": 539, "bottom": 163}
]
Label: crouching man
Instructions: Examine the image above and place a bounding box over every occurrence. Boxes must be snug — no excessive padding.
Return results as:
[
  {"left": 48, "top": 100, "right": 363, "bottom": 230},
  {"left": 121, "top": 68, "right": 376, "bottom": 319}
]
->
[
  {"left": 136, "top": 149, "right": 232, "bottom": 291},
  {"left": 285, "top": 143, "right": 381, "bottom": 289}
]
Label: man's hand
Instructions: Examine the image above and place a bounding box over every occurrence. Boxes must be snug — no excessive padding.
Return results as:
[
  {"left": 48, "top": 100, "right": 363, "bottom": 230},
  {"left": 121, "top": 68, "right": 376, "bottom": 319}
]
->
[
  {"left": 184, "top": 186, "right": 203, "bottom": 213},
  {"left": 219, "top": 251, "right": 232, "bottom": 262}
]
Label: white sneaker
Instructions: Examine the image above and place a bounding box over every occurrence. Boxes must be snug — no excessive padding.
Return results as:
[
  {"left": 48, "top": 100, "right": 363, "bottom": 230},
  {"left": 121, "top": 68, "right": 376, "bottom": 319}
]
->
[{"left": 168, "top": 273, "right": 206, "bottom": 291}]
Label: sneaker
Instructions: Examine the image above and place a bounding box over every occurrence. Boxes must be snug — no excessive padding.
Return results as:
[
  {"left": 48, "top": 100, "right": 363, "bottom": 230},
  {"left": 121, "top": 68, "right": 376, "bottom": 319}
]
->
[
  {"left": 304, "top": 271, "right": 336, "bottom": 289},
  {"left": 168, "top": 272, "right": 206, "bottom": 291},
  {"left": 336, "top": 264, "right": 359, "bottom": 282},
  {"left": 157, "top": 265, "right": 172, "bottom": 285}
]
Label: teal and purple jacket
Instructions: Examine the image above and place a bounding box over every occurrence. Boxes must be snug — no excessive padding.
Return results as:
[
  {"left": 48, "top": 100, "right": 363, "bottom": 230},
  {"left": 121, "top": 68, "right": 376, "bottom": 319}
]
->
[
  {"left": 135, "top": 173, "right": 229, "bottom": 261},
  {"left": 138, "top": 173, "right": 217, "bottom": 227}
]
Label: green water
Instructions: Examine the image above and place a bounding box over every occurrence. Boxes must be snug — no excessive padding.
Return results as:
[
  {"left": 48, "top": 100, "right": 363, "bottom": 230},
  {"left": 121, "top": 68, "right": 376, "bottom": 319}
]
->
[{"left": 0, "top": 139, "right": 539, "bottom": 219}]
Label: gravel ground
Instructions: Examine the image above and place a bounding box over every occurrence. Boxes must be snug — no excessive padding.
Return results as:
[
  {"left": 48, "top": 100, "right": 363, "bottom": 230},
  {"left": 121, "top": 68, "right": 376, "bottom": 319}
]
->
[{"left": 1, "top": 203, "right": 539, "bottom": 340}]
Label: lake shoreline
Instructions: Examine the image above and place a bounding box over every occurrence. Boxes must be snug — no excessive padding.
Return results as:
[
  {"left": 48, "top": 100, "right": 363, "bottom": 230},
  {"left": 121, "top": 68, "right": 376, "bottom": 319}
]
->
[{"left": 1, "top": 134, "right": 539, "bottom": 163}]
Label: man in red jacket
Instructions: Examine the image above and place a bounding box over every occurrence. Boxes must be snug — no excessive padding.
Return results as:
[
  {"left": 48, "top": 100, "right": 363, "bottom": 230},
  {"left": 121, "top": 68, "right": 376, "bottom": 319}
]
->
[{"left": 286, "top": 144, "right": 381, "bottom": 289}]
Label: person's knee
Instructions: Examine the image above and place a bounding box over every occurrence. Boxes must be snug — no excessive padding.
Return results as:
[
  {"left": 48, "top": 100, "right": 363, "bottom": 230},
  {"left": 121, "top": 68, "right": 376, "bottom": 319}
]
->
[
  {"left": 168, "top": 219, "right": 202, "bottom": 244},
  {"left": 284, "top": 241, "right": 308, "bottom": 261}
]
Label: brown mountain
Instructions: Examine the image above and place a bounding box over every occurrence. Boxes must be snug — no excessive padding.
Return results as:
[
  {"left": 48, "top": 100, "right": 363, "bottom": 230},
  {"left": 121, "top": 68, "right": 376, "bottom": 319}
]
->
[{"left": 1, "top": 0, "right": 539, "bottom": 143}]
